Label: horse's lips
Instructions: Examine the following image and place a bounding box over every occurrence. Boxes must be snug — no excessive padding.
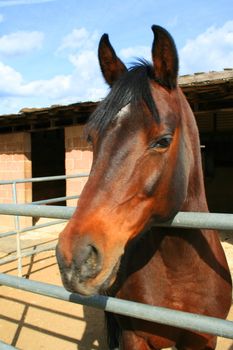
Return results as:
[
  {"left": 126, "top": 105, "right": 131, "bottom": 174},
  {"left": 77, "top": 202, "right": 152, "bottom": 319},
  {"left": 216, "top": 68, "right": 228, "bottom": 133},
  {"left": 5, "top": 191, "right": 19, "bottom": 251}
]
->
[
  {"left": 58, "top": 255, "right": 122, "bottom": 296},
  {"left": 99, "top": 256, "right": 122, "bottom": 294}
]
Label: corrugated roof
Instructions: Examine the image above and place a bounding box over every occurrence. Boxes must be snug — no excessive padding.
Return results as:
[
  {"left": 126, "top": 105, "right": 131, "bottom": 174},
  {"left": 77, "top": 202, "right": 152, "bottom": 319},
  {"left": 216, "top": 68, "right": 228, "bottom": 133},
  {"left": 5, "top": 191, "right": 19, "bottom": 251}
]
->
[
  {"left": 0, "top": 101, "right": 98, "bottom": 119},
  {"left": 0, "top": 69, "right": 232, "bottom": 120},
  {"left": 0, "top": 70, "right": 232, "bottom": 133},
  {"left": 179, "top": 68, "right": 233, "bottom": 87},
  {"left": 0, "top": 101, "right": 98, "bottom": 133}
]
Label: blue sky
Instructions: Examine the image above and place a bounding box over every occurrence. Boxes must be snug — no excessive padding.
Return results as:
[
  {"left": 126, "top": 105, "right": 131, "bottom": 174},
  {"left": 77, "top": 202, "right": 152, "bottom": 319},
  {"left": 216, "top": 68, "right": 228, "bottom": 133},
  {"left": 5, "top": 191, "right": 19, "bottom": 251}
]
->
[{"left": 0, "top": 0, "right": 233, "bottom": 114}]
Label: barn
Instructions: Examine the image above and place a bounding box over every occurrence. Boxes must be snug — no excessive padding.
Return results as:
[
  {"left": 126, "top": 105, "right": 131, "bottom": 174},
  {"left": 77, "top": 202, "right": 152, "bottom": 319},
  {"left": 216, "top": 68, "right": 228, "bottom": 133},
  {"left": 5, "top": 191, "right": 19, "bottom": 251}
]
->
[
  {"left": 179, "top": 69, "right": 233, "bottom": 214},
  {"left": 0, "top": 69, "right": 233, "bottom": 229}
]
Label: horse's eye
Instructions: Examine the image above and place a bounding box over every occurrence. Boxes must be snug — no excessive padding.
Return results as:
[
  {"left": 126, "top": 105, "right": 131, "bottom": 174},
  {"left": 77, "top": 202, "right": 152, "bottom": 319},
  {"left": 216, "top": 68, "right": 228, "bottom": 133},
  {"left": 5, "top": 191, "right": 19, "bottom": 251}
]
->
[
  {"left": 87, "top": 134, "right": 93, "bottom": 144},
  {"left": 150, "top": 135, "right": 173, "bottom": 149}
]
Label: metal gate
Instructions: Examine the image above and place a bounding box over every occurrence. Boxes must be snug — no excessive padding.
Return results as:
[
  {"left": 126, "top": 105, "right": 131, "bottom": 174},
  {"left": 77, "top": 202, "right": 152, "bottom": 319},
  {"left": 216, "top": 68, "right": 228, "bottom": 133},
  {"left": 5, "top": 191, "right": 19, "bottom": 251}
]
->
[{"left": 0, "top": 201, "right": 233, "bottom": 348}]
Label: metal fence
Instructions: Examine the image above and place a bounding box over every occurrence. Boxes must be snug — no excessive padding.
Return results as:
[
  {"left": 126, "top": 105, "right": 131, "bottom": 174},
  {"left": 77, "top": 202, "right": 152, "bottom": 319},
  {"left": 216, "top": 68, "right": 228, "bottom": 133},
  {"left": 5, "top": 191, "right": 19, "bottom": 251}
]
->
[
  {"left": 0, "top": 173, "right": 89, "bottom": 276},
  {"left": 0, "top": 340, "right": 18, "bottom": 350},
  {"left": 0, "top": 189, "right": 233, "bottom": 348},
  {"left": 1, "top": 173, "right": 233, "bottom": 277},
  {"left": 0, "top": 173, "right": 88, "bottom": 206},
  {"left": 0, "top": 272, "right": 233, "bottom": 340}
]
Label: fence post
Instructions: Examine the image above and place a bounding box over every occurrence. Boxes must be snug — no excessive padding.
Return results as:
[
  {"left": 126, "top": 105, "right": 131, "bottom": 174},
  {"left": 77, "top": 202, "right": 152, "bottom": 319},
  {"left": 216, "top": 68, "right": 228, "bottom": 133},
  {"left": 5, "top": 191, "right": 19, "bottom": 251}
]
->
[{"left": 12, "top": 181, "right": 22, "bottom": 277}]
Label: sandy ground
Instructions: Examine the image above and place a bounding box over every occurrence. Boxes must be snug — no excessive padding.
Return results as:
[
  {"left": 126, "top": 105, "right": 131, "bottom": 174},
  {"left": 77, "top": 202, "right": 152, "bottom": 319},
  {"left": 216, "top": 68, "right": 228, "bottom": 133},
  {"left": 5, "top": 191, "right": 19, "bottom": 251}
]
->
[{"left": 0, "top": 220, "right": 233, "bottom": 350}]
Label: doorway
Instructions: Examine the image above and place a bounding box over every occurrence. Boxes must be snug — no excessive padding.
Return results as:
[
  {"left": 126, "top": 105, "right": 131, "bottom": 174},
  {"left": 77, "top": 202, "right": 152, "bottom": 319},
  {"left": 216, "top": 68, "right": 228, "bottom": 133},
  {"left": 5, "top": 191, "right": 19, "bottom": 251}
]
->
[
  {"left": 201, "top": 133, "right": 233, "bottom": 213},
  {"left": 31, "top": 129, "right": 66, "bottom": 205}
]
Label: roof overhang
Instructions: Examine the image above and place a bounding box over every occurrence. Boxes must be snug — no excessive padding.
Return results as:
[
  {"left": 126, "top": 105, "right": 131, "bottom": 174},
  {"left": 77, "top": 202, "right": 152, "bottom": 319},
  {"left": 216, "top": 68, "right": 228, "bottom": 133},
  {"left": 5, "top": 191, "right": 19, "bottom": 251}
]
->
[{"left": 0, "top": 69, "right": 233, "bottom": 133}]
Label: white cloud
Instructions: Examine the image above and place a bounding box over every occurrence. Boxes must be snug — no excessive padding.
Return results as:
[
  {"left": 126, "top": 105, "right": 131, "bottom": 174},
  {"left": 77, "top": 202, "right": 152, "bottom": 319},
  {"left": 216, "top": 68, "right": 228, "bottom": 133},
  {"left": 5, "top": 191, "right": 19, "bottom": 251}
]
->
[
  {"left": 50, "top": 28, "right": 107, "bottom": 101},
  {"left": 0, "top": 0, "right": 55, "bottom": 6},
  {"left": 0, "top": 27, "right": 107, "bottom": 114},
  {"left": 0, "top": 61, "right": 23, "bottom": 94},
  {"left": 166, "top": 15, "right": 178, "bottom": 29},
  {"left": 21, "top": 75, "right": 72, "bottom": 98},
  {"left": 120, "top": 45, "right": 150, "bottom": 63},
  {"left": 68, "top": 50, "right": 106, "bottom": 101},
  {"left": 0, "top": 31, "right": 44, "bottom": 56},
  {"left": 0, "top": 97, "right": 24, "bottom": 114},
  {"left": 2, "top": 21, "right": 233, "bottom": 115},
  {"left": 69, "top": 50, "right": 99, "bottom": 79},
  {"left": 55, "top": 28, "right": 107, "bottom": 101},
  {"left": 179, "top": 21, "right": 233, "bottom": 74},
  {"left": 58, "top": 28, "right": 98, "bottom": 53},
  {"left": 0, "top": 62, "right": 74, "bottom": 100}
]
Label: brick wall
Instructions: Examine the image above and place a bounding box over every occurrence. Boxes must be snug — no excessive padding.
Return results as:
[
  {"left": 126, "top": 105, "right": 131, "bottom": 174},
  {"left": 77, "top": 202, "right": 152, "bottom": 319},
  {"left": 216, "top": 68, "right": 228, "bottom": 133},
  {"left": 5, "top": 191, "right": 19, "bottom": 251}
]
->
[
  {"left": 0, "top": 132, "right": 32, "bottom": 229},
  {"left": 65, "top": 125, "right": 92, "bottom": 206}
]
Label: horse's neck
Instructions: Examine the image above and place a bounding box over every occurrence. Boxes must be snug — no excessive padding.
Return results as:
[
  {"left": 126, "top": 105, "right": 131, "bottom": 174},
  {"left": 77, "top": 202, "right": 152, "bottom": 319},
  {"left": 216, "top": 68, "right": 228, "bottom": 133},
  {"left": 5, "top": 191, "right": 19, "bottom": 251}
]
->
[
  {"left": 180, "top": 93, "right": 209, "bottom": 214},
  {"left": 182, "top": 169, "right": 209, "bottom": 213}
]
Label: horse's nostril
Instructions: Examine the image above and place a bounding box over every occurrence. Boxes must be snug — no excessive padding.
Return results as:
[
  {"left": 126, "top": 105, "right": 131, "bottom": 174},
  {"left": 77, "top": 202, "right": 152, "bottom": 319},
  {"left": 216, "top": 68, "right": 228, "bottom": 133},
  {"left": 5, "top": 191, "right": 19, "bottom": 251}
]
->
[
  {"left": 75, "top": 244, "right": 102, "bottom": 281},
  {"left": 84, "top": 245, "right": 99, "bottom": 269}
]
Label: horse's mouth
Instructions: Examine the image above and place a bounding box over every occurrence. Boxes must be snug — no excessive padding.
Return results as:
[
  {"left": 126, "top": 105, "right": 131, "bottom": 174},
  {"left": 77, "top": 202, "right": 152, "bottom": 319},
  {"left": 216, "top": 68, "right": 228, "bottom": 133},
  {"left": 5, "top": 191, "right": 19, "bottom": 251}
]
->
[{"left": 57, "top": 255, "right": 121, "bottom": 296}]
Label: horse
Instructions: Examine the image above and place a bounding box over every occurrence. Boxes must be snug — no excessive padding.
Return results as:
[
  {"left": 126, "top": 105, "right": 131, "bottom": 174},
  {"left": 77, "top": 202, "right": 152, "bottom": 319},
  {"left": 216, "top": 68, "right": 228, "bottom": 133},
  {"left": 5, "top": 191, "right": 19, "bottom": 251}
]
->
[{"left": 56, "top": 25, "right": 232, "bottom": 350}]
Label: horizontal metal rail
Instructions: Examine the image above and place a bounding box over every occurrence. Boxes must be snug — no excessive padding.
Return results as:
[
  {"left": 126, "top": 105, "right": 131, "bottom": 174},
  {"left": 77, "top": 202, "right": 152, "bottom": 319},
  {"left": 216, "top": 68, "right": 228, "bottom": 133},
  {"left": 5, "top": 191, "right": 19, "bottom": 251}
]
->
[
  {"left": 0, "top": 173, "right": 89, "bottom": 185},
  {"left": 0, "top": 173, "right": 89, "bottom": 277},
  {"left": 0, "top": 203, "right": 74, "bottom": 220},
  {"left": 0, "top": 340, "right": 18, "bottom": 350},
  {"left": 0, "top": 242, "right": 56, "bottom": 265},
  {"left": 0, "top": 219, "right": 66, "bottom": 239},
  {"left": 0, "top": 173, "right": 88, "bottom": 235},
  {"left": 0, "top": 203, "right": 233, "bottom": 230},
  {"left": 0, "top": 273, "right": 232, "bottom": 339},
  {"left": 31, "top": 194, "right": 79, "bottom": 205}
]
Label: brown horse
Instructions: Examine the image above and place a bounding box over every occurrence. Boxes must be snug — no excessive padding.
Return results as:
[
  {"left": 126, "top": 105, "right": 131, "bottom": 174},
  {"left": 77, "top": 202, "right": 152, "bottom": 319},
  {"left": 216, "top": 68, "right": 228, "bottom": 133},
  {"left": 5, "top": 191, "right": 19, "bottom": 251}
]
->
[{"left": 56, "top": 25, "right": 232, "bottom": 350}]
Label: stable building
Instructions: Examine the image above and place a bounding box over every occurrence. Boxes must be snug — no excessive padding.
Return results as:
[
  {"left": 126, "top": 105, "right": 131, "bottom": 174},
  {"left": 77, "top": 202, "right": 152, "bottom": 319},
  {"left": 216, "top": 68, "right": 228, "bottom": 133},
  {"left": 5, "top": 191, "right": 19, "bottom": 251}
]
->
[
  {"left": 179, "top": 69, "right": 233, "bottom": 214},
  {"left": 0, "top": 69, "right": 233, "bottom": 229}
]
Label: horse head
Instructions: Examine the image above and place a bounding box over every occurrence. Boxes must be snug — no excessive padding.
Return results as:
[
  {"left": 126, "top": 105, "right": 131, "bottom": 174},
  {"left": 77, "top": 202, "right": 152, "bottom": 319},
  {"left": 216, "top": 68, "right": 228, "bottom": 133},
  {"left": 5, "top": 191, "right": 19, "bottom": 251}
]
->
[{"left": 56, "top": 26, "right": 206, "bottom": 295}]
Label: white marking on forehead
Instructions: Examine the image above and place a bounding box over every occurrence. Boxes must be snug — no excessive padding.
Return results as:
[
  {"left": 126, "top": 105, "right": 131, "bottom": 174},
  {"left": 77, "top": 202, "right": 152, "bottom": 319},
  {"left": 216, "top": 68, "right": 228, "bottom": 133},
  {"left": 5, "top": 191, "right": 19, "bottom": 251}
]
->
[{"left": 115, "top": 103, "right": 131, "bottom": 121}]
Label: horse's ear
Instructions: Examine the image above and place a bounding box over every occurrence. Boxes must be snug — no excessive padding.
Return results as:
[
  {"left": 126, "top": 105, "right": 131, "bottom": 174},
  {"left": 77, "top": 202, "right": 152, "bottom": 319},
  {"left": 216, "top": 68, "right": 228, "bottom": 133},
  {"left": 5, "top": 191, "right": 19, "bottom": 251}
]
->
[
  {"left": 151, "top": 25, "right": 178, "bottom": 89},
  {"left": 98, "top": 34, "right": 127, "bottom": 87}
]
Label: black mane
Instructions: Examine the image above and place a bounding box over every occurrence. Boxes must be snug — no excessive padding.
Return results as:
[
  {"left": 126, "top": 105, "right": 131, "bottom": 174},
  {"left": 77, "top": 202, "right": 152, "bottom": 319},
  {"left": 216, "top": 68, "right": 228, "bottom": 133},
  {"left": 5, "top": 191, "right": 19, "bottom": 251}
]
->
[{"left": 87, "top": 60, "right": 159, "bottom": 135}]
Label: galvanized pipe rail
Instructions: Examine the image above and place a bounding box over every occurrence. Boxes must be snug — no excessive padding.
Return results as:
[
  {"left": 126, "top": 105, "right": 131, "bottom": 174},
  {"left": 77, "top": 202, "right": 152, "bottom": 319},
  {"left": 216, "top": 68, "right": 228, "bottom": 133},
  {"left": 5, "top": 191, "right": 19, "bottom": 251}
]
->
[
  {"left": 0, "top": 242, "right": 57, "bottom": 266},
  {"left": 1, "top": 205, "right": 233, "bottom": 349},
  {"left": 0, "top": 173, "right": 89, "bottom": 276},
  {"left": 1, "top": 173, "right": 232, "bottom": 277},
  {"left": 0, "top": 173, "right": 89, "bottom": 185},
  {"left": 1, "top": 202, "right": 233, "bottom": 276},
  {"left": 0, "top": 172, "right": 89, "bottom": 215},
  {"left": 0, "top": 273, "right": 233, "bottom": 340},
  {"left": 0, "top": 219, "right": 65, "bottom": 239},
  {"left": 0, "top": 218, "right": 65, "bottom": 266},
  {"left": 0, "top": 340, "right": 18, "bottom": 350},
  {"left": 0, "top": 203, "right": 233, "bottom": 230},
  {"left": 0, "top": 203, "right": 74, "bottom": 220}
]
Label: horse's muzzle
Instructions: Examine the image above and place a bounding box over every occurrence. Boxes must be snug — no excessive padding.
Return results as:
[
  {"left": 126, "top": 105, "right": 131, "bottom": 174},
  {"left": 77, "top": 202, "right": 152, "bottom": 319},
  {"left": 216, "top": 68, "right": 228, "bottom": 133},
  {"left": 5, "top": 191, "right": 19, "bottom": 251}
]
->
[{"left": 55, "top": 242, "right": 103, "bottom": 295}]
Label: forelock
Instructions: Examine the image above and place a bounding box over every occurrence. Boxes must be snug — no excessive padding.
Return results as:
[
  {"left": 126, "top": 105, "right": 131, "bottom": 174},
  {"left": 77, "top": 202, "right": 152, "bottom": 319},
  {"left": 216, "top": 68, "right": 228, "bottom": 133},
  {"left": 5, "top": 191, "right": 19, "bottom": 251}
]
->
[{"left": 87, "top": 60, "right": 159, "bottom": 135}]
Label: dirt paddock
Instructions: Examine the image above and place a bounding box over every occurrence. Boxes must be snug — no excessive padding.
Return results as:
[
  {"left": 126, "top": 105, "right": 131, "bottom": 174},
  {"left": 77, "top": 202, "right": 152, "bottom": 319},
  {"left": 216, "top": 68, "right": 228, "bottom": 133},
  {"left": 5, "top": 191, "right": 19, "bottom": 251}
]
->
[{"left": 0, "top": 223, "right": 233, "bottom": 350}]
